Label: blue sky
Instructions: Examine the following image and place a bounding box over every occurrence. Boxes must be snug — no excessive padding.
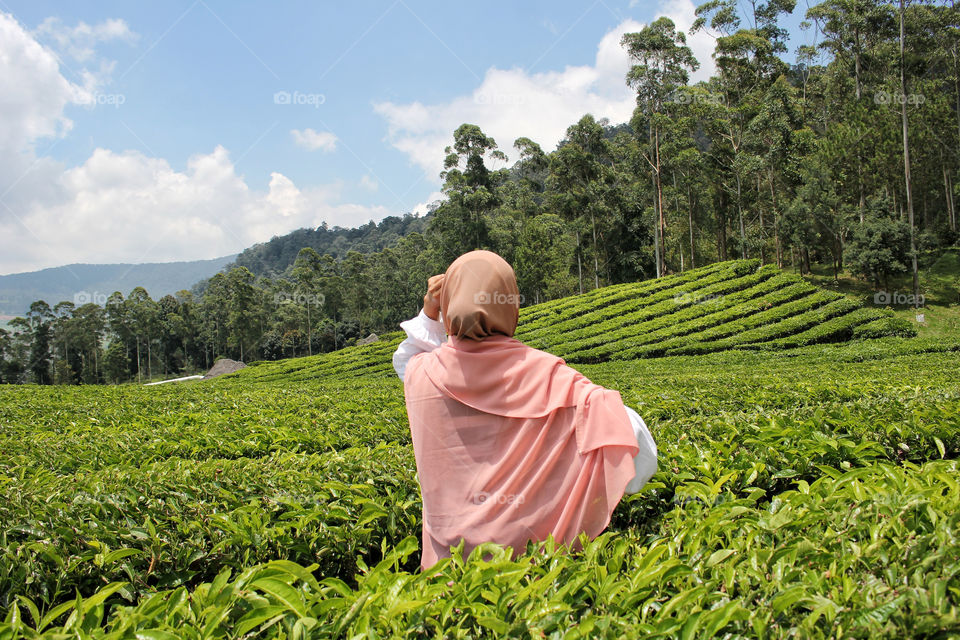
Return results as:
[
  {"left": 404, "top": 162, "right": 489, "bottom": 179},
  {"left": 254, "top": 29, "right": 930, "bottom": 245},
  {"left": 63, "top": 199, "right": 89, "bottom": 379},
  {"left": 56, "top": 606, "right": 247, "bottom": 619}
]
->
[{"left": 0, "top": 0, "right": 817, "bottom": 274}]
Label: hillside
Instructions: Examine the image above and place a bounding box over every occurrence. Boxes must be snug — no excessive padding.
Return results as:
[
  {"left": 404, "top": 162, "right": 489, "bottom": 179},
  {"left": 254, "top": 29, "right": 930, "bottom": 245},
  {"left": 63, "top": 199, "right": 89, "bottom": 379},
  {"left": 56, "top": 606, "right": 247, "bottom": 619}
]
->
[
  {"left": 238, "top": 259, "right": 915, "bottom": 381},
  {"left": 0, "top": 255, "right": 235, "bottom": 316},
  {"left": 231, "top": 213, "right": 430, "bottom": 278}
]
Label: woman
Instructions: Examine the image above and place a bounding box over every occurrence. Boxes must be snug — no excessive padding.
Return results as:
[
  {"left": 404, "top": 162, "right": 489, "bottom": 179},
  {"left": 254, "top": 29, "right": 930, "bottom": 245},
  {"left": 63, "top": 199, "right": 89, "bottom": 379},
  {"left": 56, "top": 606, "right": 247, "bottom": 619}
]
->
[{"left": 392, "top": 250, "right": 657, "bottom": 570}]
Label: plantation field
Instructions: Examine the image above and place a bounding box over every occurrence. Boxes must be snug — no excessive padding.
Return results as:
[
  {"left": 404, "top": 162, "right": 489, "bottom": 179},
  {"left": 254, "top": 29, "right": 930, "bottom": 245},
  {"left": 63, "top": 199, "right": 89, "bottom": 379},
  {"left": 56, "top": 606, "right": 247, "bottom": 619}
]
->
[
  {"left": 240, "top": 259, "right": 916, "bottom": 381},
  {"left": 2, "top": 261, "right": 960, "bottom": 637},
  {"left": 3, "top": 339, "right": 960, "bottom": 637}
]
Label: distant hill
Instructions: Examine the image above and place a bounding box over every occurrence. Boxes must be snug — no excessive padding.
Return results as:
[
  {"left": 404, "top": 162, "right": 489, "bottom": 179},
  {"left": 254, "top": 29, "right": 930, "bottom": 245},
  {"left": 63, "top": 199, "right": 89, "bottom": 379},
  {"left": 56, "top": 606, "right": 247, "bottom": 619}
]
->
[
  {"left": 0, "top": 256, "right": 236, "bottom": 317},
  {"left": 231, "top": 213, "right": 430, "bottom": 278}
]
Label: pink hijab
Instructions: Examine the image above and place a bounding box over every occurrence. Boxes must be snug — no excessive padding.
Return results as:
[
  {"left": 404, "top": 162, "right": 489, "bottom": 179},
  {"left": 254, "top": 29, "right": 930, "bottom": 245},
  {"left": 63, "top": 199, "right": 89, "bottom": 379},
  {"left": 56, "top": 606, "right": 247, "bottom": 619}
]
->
[{"left": 403, "top": 250, "right": 639, "bottom": 569}]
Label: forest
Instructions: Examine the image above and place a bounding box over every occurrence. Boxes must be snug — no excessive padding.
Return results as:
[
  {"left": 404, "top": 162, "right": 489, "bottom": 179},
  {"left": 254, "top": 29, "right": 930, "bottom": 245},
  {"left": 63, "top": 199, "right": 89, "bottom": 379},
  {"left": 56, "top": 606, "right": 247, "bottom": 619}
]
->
[{"left": 1, "top": 0, "right": 958, "bottom": 384}]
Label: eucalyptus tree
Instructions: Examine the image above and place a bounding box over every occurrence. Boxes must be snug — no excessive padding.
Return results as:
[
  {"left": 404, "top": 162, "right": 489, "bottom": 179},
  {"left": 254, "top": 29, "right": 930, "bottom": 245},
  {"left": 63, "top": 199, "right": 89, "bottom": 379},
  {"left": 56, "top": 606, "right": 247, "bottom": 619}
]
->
[
  {"left": 201, "top": 273, "right": 231, "bottom": 364},
  {"left": 547, "top": 115, "right": 611, "bottom": 291},
  {"left": 317, "top": 253, "right": 345, "bottom": 349},
  {"left": 693, "top": 0, "right": 795, "bottom": 260},
  {"left": 224, "top": 267, "right": 262, "bottom": 362},
  {"left": 432, "top": 124, "right": 506, "bottom": 262},
  {"left": 126, "top": 287, "right": 159, "bottom": 382},
  {"left": 622, "top": 16, "right": 699, "bottom": 277},
  {"left": 26, "top": 301, "right": 53, "bottom": 384},
  {"left": 71, "top": 303, "right": 106, "bottom": 383},
  {"left": 807, "top": 0, "right": 890, "bottom": 221},
  {"left": 747, "top": 75, "right": 807, "bottom": 266},
  {"left": 105, "top": 292, "right": 134, "bottom": 377},
  {"left": 292, "top": 247, "right": 324, "bottom": 356},
  {"left": 51, "top": 301, "right": 77, "bottom": 382}
]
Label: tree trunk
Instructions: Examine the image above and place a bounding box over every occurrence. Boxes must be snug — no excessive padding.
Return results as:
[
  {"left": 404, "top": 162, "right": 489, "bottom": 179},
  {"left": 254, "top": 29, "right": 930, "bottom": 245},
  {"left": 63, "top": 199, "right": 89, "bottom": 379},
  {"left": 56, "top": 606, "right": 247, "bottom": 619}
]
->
[
  {"left": 716, "top": 192, "right": 728, "bottom": 261},
  {"left": 768, "top": 169, "right": 782, "bottom": 268},
  {"left": 651, "top": 174, "right": 662, "bottom": 278},
  {"left": 857, "top": 156, "right": 865, "bottom": 224},
  {"left": 735, "top": 173, "right": 747, "bottom": 260},
  {"left": 575, "top": 229, "right": 583, "bottom": 293},
  {"left": 954, "top": 44, "right": 960, "bottom": 169},
  {"left": 900, "top": 0, "right": 920, "bottom": 307},
  {"left": 591, "top": 212, "right": 600, "bottom": 290},
  {"left": 948, "top": 172, "right": 956, "bottom": 232},
  {"left": 757, "top": 174, "right": 766, "bottom": 265},
  {"left": 673, "top": 173, "right": 683, "bottom": 271},
  {"left": 649, "top": 125, "right": 665, "bottom": 278},
  {"left": 687, "top": 185, "right": 696, "bottom": 269},
  {"left": 854, "top": 28, "right": 862, "bottom": 100},
  {"left": 943, "top": 163, "right": 956, "bottom": 231}
]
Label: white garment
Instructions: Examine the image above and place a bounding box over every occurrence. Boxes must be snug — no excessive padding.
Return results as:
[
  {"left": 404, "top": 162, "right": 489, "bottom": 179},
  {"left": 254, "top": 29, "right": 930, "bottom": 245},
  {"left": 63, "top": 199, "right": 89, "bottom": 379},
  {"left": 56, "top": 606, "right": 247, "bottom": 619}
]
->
[{"left": 392, "top": 309, "right": 657, "bottom": 494}]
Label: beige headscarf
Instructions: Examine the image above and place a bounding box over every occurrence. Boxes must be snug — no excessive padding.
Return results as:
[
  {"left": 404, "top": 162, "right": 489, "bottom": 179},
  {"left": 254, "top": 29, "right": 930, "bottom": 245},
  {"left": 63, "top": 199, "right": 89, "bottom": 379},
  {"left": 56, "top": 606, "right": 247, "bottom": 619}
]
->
[{"left": 439, "top": 250, "right": 521, "bottom": 340}]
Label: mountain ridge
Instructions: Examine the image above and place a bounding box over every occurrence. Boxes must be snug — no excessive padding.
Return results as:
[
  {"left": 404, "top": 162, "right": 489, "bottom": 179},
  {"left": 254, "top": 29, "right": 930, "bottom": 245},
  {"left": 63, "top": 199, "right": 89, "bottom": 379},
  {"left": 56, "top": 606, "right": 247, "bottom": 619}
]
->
[{"left": 0, "top": 256, "right": 236, "bottom": 316}]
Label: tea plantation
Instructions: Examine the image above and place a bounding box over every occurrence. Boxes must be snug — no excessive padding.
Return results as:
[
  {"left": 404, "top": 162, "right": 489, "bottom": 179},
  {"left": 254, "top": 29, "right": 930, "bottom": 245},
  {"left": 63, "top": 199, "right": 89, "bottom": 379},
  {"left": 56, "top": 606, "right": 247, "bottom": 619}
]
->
[{"left": 1, "top": 261, "right": 959, "bottom": 638}]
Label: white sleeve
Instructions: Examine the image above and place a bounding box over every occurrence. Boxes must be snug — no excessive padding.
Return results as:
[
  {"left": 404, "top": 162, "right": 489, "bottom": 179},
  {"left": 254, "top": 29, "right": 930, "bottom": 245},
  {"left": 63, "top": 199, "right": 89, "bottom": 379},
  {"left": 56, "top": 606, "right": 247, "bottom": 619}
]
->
[
  {"left": 392, "top": 308, "right": 447, "bottom": 381},
  {"left": 623, "top": 405, "right": 658, "bottom": 495}
]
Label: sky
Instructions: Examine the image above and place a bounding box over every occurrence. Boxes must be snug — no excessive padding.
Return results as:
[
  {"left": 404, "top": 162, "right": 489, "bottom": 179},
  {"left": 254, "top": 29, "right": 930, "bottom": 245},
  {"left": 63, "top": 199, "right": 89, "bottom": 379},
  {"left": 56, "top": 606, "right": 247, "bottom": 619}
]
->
[{"left": 0, "top": 0, "right": 819, "bottom": 275}]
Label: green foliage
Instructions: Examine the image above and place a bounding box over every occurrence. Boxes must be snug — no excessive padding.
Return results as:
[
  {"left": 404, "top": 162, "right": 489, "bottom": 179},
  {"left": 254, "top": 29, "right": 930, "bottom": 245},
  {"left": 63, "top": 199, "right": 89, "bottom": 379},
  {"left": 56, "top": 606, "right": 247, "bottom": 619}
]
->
[
  {"left": 1, "top": 338, "right": 959, "bottom": 637},
  {"left": 844, "top": 213, "right": 912, "bottom": 288},
  {"left": 256, "top": 259, "right": 914, "bottom": 379}
]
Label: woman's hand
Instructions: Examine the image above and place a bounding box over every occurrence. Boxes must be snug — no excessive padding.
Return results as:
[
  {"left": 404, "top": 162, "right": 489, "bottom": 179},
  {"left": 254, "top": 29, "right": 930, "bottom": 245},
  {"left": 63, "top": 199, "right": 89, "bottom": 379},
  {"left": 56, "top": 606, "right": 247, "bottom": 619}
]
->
[{"left": 423, "top": 274, "right": 445, "bottom": 320}]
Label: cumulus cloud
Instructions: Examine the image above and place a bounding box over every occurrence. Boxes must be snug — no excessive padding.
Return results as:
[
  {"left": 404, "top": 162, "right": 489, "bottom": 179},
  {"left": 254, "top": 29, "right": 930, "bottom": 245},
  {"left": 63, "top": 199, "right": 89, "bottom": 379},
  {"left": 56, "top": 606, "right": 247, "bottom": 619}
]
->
[
  {"left": 290, "top": 128, "right": 338, "bottom": 152},
  {"left": 0, "top": 12, "right": 90, "bottom": 153},
  {"left": 2, "top": 145, "right": 391, "bottom": 272},
  {"left": 0, "top": 12, "right": 386, "bottom": 273},
  {"left": 374, "top": 0, "right": 716, "bottom": 181},
  {"left": 34, "top": 17, "right": 137, "bottom": 63}
]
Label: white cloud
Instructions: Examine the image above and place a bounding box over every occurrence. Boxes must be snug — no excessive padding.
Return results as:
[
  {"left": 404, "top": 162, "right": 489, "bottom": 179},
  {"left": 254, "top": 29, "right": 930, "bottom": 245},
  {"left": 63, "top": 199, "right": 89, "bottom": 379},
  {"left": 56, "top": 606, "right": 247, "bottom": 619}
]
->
[
  {"left": 0, "top": 13, "right": 387, "bottom": 273},
  {"left": 34, "top": 17, "right": 137, "bottom": 62},
  {"left": 0, "top": 12, "right": 90, "bottom": 152},
  {"left": 2, "top": 145, "right": 391, "bottom": 272},
  {"left": 374, "top": 0, "right": 716, "bottom": 181},
  {"left": 358, "top": 174, "right": 379, "bottom": 191},
  {"left": 290, "top": 128, "right": 338, "bottom": 152},
  {"left": 412, "top": 191, "right": 446, "bottom": 217}
]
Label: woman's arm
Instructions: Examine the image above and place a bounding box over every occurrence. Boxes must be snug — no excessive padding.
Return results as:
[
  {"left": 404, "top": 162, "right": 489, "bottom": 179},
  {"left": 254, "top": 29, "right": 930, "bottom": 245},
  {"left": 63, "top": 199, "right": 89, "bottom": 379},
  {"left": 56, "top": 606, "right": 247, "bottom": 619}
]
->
[
  {"left": 392, "top": 308, "right": 447, "bottom": 381},
  {"left": 392, "top": 274, "right": 447, "bottom": 381},
  {"left": 623, "top": 406, "right": 658, "bottom": 494}
]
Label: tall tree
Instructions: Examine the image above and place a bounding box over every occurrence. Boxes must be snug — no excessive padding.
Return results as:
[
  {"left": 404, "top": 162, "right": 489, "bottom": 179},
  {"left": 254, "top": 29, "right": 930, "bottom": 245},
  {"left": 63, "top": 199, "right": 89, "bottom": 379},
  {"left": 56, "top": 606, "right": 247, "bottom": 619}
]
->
[{"left": 623, "top": 16, "right": 699, "bottom": 277}]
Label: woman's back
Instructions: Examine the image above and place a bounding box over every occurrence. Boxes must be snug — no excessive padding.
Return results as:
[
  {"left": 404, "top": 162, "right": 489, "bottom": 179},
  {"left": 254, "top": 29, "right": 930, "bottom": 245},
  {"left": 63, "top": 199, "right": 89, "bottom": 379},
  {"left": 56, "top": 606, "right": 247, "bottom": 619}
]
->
[
  {"left": 404, "top": 334, "right": 639, "bottom": 569},
  {"left": 395, "top": 250, "right": 656, "bottom": 569}
]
